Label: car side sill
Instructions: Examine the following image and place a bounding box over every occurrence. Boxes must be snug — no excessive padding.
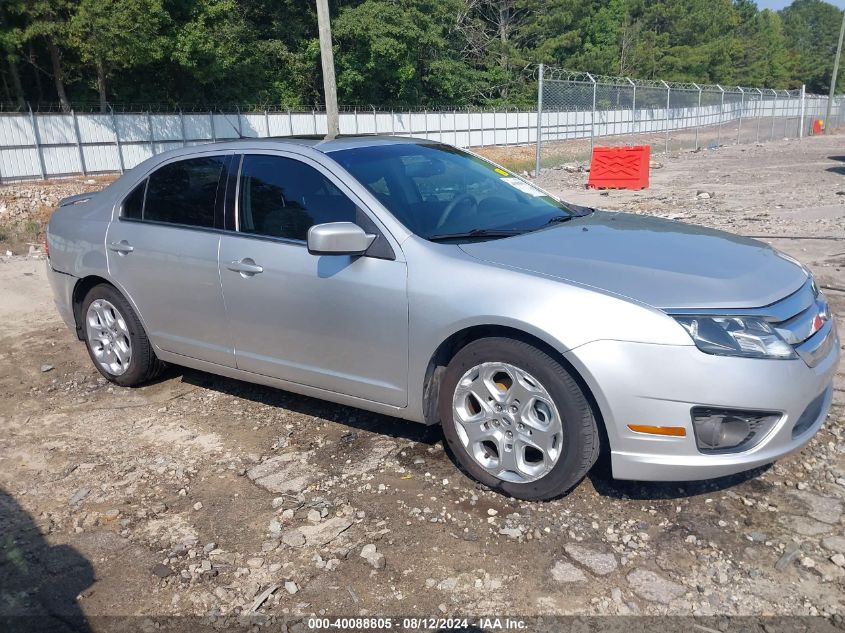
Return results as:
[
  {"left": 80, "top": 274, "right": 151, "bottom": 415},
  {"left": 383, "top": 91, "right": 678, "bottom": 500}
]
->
[{"left": 154, "top": 349, "right": 422, "bottom": 424}]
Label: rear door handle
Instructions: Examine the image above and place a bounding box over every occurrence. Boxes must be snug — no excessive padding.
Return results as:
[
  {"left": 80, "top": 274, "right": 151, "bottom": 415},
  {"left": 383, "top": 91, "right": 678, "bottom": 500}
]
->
[
  {"left": 226, "top": 258, "right": 264, "bottom": 276},
  {"left": 108, "top": 240, "right": 134, "bottom": 255}
]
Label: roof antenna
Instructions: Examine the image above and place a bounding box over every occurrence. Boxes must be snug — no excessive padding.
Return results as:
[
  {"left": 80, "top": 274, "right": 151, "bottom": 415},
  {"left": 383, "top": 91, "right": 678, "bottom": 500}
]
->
[{"left": 216, "top": 107, "right": 245, "bottom": 139}]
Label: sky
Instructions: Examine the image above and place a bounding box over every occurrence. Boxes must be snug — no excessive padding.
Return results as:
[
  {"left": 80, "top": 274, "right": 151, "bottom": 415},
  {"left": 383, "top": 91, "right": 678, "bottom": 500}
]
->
[{"left": 756, "top": 0, "right": 845, "bottom": 8}]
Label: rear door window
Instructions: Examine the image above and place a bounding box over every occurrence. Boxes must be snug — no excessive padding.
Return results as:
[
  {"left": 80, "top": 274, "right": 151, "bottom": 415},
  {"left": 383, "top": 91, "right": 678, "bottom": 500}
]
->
[{"left": 142, "top": 156, "right": 227, "bottom": 228}]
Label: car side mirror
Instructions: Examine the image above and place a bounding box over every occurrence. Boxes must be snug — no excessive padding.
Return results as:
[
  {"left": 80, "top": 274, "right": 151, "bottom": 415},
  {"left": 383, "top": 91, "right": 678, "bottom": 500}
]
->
[{"left": 307, "top": 222, "right": 376, "bottom": 256}]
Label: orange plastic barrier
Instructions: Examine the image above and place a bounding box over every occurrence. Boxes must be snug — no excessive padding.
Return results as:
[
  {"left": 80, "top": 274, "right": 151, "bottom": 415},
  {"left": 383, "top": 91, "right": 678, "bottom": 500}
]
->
[
  {"left": 812, "top": 119, "right": 824, "bottom": 135},
  {"left": 587, "top": 145, "right": 650, "bottom": 190}
]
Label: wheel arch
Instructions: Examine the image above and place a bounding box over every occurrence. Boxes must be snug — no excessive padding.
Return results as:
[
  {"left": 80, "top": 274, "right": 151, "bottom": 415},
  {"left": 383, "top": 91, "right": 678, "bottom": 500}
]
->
[
  {"left": 71, "top": 274, "right": 150, "bottom": 344},
  {"left": 420, "top": 324, "right": 609, "bottom": 455}
]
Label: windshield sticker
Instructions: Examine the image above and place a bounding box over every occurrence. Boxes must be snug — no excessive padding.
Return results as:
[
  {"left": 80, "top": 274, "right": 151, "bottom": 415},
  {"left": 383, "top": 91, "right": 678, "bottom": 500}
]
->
[
  {"left": 494, "top": 167, "right": 509, "bottom": 176},
  {"left": 501, "top": 177, "right": 545, "bottom": 197}
]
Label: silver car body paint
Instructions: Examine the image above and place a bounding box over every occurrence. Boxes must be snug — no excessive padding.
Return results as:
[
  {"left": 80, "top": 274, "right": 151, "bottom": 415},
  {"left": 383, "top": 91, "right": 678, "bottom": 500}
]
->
[{"left": 46, "top": 136, "right": 840, "bottom": 482}]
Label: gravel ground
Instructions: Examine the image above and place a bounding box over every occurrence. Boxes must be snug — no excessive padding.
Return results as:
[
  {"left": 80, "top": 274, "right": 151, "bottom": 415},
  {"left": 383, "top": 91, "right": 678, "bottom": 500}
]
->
[{"left": 1, "top": 135, "right": 844, "bottom": 629}]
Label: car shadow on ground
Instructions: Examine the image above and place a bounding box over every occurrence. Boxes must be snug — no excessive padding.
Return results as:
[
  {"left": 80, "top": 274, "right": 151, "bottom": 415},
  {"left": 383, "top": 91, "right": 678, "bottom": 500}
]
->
[
  {"left": 0, "top": 489, "right": 94, "bottom": 633},
  {"left": 586, "top": 460, "right": 772, "bottom": 501},
  {"left": 169, "top": 367, "right": 769, "bottom": 502},
  {"left": 827, "top": 155, "right": 845, "bottom": 176},
  {"left": 176, "top": 367, "right": 443, "bottom": 445}
]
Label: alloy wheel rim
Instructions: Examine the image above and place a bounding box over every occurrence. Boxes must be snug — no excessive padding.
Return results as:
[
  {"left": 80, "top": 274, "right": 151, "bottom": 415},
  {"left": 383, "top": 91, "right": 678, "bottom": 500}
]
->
[
  {"left": 85, "top": 299, "right": 132, "bottom": 376},
  {"left": 451, "top": 361, "right": 563, "bottom": 483}
]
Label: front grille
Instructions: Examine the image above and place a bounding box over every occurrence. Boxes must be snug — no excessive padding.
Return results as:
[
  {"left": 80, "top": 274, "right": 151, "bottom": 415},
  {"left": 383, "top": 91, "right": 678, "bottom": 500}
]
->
[{"left": 768, "top": 280, "right": 835, "bottom": 368}]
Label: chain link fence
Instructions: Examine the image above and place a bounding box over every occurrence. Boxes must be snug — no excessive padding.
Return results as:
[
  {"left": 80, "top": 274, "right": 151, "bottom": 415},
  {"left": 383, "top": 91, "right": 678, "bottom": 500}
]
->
[{"left": 535, "top": 67, "right": 845, "bottom": 173}]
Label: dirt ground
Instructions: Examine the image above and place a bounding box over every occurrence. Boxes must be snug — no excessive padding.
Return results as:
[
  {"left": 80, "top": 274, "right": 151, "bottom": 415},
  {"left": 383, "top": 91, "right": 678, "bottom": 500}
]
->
[{"left": 1, "top": 134, "right": 845, "bottom": 630}]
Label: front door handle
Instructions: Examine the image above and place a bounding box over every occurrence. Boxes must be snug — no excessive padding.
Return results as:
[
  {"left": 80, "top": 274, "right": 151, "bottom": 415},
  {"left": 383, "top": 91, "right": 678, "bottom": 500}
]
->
[
  {"left": 226, "top": 258, "right": 264, "bottom": 276},
  {"left": 108, "top": 240, "right": 134, "bottom": 255}
]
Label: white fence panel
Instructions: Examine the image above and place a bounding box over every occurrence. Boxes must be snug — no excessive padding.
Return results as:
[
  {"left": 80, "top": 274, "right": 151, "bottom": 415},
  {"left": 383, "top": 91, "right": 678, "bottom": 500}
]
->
[{"left": 2, "top": 89, "right": 841, "bottom": 181}]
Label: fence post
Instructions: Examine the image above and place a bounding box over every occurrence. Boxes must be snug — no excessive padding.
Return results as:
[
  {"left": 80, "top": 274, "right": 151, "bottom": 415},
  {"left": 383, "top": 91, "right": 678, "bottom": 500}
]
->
[
  {"left": 693, "top": 83, "right": 702, "bottom": 150},
  {"left": 180, "top": 110, "right": 187, "bottom": 147},
  {"left": 146, "top": 110, "right": 155, "bottom": 156},
  {"left": 716, "top": 85, "right": 724, "bottom": 147},
  {"left": 109, "top": 105, "right": 124, "bottom": 174},
  {"left": 71, "top": 109, "right": 87, "bottom": 176},
  {"left": 287, "top": 109, "right": 293, "bottom": 136},
  {"left": 588, "top": 73, "right": 597, "bottom": 156},
  {"left": 534, "top": 63, "right": 544, "bottom": 178},
  {"left": 626, "top": 77, "right": 636, "bottom": 143},
  {"left": 353, "top": 108, "right": 358, "bottom": 135},
  {"left": 424, "top": 108, "right": 428, "bottom": 139},
  {"left": 264, "top": 109, "right": 270, "bottom": 137},
  {"left": 372, "top": 105, "right": 377, "bottom": 135},
  {"left": 209, "top": 111, "right": 216, "bottom": 142},
  {"left": 466, "top": 106, "right": 471, "bottom": 147},
  {"left": 799, "top": 85, "right": 806, "bottom": 139},
  {"left": 479, "top": 107, "right": 484, "bottom": 147},
  {"left": 312, "top": 109, "right": 317, "bottom": 135},
  {"left": 736, "top": 87, "right": 744, "bottom": 145},
  {"left": 661, "top": 80, "right": 670, "bottom": 155},
  {"left": 755, "top": 88, "right": 763, "bottom": 142},
  {"left": 28, "top": 104, "right": 46, "bottom": 180},
  {"left": 770, "top": 89, "right": 777, "bottom": 141},
  {"left": 391, "top": 109, "right": 396, "bottom": 136}
]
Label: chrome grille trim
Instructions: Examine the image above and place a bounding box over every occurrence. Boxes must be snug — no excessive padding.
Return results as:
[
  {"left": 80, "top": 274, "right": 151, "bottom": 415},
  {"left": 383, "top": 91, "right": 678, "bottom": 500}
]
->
[
  {"left": 665, "top": 278, "right": 815, "bottom": 321},
  {"left": 795, "top": 320, "right": 838, "bottom": 368}
]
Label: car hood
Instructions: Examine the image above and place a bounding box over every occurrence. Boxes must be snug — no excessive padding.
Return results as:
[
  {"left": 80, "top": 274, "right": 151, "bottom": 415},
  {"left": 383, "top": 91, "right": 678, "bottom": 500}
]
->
[{"left": 459, "top": 211, "right": 807, "bottom": 310}]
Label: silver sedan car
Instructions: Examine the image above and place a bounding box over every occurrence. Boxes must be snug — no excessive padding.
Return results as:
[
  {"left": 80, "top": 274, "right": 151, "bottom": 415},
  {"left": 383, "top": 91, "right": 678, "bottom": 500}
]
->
[{"left": 46, "top": 136, "right": 839, "bottom": 500}]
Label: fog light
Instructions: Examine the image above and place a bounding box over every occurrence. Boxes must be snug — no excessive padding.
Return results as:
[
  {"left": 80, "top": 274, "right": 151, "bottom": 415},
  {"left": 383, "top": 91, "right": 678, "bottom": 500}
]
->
[{"left": 691, "top": 408, "right": 780, "bottom": 453}]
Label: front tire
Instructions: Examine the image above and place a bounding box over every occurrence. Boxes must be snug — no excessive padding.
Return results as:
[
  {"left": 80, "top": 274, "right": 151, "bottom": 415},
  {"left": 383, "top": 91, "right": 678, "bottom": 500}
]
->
[
  {"left": 81, "top": 284, "right": 163, "bottom": 387},
  {"left": 439, "top": 337, "right": 599, "bottom": 500}
]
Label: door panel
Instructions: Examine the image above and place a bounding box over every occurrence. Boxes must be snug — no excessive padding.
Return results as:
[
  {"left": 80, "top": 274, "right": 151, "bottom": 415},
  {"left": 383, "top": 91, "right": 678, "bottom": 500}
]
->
[
  {"left": 218, "top": 237, "right": 408, "bottom": 406},
  {"left": 218, "top": 152, "right": 408, "bottom": 406},
  {"left": 106, "top": 222, "right": 234, "bottom": 366},
  {"left": 105, "top": 154, "right": 234, "bottom": 367}
]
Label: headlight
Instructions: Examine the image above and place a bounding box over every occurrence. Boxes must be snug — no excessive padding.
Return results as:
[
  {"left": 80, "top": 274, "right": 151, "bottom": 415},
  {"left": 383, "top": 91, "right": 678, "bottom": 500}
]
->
[{"left": 674, "top": 316, "right": 796, "bottom": 359}]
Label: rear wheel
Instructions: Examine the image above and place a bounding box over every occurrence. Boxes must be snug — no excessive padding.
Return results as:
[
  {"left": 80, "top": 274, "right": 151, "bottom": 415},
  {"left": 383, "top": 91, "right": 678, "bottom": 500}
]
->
[
  {"left": 81, "top": 284, "right": 163, "bottom": 386},
  {"left": 439, "top": 337, "right": 598, "bottom": 500}
]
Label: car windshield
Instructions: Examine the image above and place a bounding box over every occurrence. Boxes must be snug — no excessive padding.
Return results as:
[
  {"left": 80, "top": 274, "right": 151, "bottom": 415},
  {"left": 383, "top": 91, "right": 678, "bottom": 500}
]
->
[{"left": 329, "top": 142, "right": 579, "bottom": 241}]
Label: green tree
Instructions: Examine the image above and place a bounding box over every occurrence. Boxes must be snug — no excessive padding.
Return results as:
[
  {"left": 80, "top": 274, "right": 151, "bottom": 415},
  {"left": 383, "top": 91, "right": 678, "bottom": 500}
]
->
[
  {"left": 16, "top": 0, "right": 76, "bottom": 110},
  {"left": 782, "top": 0, "right": 845, "bottom": 92},
  {"left": 333, "top": 0, "right": 480, "bottom": 105},
  {"left": 68, "top": 0, "right": 169, "bottom": 111},
  {"left": 734, "top": 9, "right": 791, "bottom": 87}
]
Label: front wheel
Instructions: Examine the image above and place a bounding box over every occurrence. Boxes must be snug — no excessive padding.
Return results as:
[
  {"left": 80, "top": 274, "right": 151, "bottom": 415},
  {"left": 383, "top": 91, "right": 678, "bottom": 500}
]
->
[
  {"left": 439, "top": 337, "right": 599, "bottom": 500},
  {"left": 81, "top": 284, "right": 164, "bottom": 386}
]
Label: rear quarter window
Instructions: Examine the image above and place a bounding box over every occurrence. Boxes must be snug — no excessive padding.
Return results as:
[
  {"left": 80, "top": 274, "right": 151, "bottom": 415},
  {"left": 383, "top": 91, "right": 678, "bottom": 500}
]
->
[{"left": 121, "top": 180, "right": 146, "bottom": 220}]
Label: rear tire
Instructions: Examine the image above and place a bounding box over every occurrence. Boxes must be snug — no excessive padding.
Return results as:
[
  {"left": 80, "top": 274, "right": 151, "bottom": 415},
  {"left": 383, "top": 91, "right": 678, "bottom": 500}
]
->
[
  {"left": 438, "top": 337, "right": 598, "bottom": 500},
  {"left": 81, "top": 284, "right": 164, "bottom": 387}
]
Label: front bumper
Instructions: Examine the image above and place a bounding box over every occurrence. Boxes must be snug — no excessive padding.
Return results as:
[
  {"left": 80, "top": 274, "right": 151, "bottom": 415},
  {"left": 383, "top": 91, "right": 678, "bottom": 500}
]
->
[{"left": 565, "top": 323, "right": 840, "bottom": 481}]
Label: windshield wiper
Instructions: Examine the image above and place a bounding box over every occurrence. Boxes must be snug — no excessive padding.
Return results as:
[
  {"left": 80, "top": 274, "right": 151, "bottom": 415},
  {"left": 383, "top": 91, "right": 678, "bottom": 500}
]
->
[
  {"left": 544, "top": 214, "right": 576, "bottom": 226},
  {"left": 428, "top": 228, "right": 525, "bottom": 242}
]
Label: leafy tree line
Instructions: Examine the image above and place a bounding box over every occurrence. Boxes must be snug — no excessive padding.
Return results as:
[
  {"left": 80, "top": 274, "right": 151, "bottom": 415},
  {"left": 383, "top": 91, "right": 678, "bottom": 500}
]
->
[{"left": 0, "top": 0, "right": 843, "bottom": 111}]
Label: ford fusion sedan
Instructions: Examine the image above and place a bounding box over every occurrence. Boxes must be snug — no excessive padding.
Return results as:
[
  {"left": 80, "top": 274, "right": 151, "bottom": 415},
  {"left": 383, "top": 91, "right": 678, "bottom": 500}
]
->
[{"left": 45, "top": 137, "right": 839, "bottom": 500}]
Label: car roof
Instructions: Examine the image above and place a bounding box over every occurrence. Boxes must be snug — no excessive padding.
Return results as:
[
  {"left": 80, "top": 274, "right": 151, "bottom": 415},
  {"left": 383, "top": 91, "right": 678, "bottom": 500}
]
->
[{"left": 183, "top": 134, "right": 437, "bottom": 154}]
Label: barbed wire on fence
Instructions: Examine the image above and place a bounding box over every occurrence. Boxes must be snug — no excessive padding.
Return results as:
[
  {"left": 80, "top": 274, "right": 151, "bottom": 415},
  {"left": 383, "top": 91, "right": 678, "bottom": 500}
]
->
[
  {"left": 534, "top": 65, "right": 845, "bottom": 174},
  {"left": 2, "top": 64, "right": 844, "bottom": 183}
]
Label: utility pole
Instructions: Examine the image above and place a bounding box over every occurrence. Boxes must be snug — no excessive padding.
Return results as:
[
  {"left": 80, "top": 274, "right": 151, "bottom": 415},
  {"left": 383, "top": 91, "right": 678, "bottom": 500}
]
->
[
  {"left": 826, "top": 8, "right": 845, "bottom": 132},
  {"left": 316, "top": 0, "right": 339, "bottom": 139}
]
